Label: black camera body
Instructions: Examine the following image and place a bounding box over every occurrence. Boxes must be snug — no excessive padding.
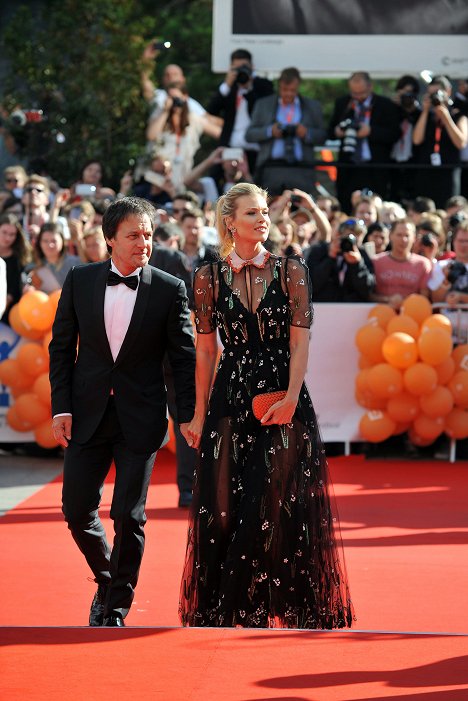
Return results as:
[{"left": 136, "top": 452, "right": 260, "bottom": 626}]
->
[
  {"left": 234, "top": 64, "right": 252, "bottom": 85},
  {"left": 448, "top": 261, "right": 468, "bottom": 285},
  {"left": 340, "top": 233, "right": 357, "bottom": 253},
  {"left": 430, "top": 89, "right": 448, "bottom": 107},
  {"left": 400, "top": 92, "right": 419, "bottom": 110},
  {"left": 278, "top": 124, "right": 297, "bottom": 138},
  {"left": 172, "top": 96, "right": 186, "bottom": 109}
]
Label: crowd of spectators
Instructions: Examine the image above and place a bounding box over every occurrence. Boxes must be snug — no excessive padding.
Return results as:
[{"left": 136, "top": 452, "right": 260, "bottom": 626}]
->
[{"left": 0, "top": 47, "right": 468, "bottom": 465}]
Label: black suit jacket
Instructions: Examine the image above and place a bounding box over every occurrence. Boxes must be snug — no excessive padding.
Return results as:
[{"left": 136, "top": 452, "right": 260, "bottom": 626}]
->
[
  {"left": 305, "top": 241, "right": 375, "bottom": 302},
  {"left": 207, "top": 76, "right": 274, "bottom": 147},
  {"left": 49, "top": 261, "right": 195, "bottom": 454},
  {"left": 328, "top": 94, "right": 401, "bottom": 163}
]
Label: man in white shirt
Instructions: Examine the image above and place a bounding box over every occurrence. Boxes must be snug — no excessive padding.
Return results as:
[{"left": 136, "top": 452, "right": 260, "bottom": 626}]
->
[{"left": 49, "top": 196, "right": 195, "bottom": 627}]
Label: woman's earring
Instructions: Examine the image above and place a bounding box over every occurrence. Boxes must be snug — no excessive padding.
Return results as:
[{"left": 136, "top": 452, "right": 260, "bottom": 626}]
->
[{"left": 230, "top": 227, "right": 237, "bottom": 237}]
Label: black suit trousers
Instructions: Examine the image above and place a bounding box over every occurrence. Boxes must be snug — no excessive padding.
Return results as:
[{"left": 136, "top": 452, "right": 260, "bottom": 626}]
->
[{"left": 62, "top": 397, "right": 156, "bottom": 619}]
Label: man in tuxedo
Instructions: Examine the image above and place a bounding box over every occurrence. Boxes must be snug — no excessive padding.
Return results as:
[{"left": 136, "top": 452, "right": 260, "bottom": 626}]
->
[
  {"left": 245, "top": 66, "right": 326, "bottom": 194},
  {"left": 329, "top": 72, "right": 401, "bottom": 213},
  {"left": 49, "top": 196, "right": 195, "bottom": 627}
]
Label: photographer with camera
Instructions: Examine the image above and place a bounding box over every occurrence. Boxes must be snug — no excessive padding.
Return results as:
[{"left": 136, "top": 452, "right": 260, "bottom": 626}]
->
[
  {"left": 429, "top": 220, "right": 468, "bottom": 344},
  {"left": 206, "top": 49, "right": 274, "bottom": 176},
  {"left": 246, "top": 66, "right": 326, "bottom": 194},
  {"left": 329, "top": 72, "right": 400, "bottom": 214},
  {"left": 389, "top": 75, "right": 423, "bottom": 203},
  {"left": 413, "top": 75, "right": 468, "bottom": 208},
  {"left": 305, "top": 216, "right": 375, "bottom": 303}
]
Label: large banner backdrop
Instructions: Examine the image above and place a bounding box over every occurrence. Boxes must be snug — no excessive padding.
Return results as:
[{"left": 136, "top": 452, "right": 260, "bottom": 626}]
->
[{"left": 213, "top": 0, "right": 468, "bottom": 77}]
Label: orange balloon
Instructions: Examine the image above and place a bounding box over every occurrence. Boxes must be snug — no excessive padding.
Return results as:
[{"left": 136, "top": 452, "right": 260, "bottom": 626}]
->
[
  {"left": 18, "top": 291, "right": 55, "bottom": 331},
  {"left": 386, "top": 314, "right": 420, "bottom": 339},
  {"left": 445, "top": 408, "right": 468, "bottom": 440},
  {"left": 382, "top": 332, "right": 418, "bottom": 369},
  {"left": 408, "top": 428, "right": 438, "bottom": 447},
  {"left": 359, "top": 411, "right": 396, "bottom": 443},
  {"left": 42, "top": 329, "right": 53, "bottom": 353},
  {"left": 9, "top": 304, "right": 44, "bottom": 341},
  {"left": 367, "top": 304, "right": 396, "bottom": 330},
  {"left": 448, "top": 371, "right": 468, "bottom": 408},
  {"left": 15, "top": 393, "right": 51, "bottom": 426},
  {"left": 34, "top": 420, "right": 59, "bottom": 449},
  {"left": 413, "top": 413, "right": 445, "bottom": 441},
  {"left": 420, "top": 386, "right": 454, "bottom": 418},
  {"left": 387, "top": 392, "right": 420, "bottom": 423},
  {"left": 358, "top": 355, "right": 374, "bottom": 370},
  {"left": 418, "top": 328, "right": 453, "bottom": 366},
  {"left": 0, "top": 358, "right": 34, "bottom": 391},
  {"left": 421, "top": 313, "right": 452, "bottom": 335},
  {"left": 434, "top": 356, "right": 456, "bottom": 386},
  {"left": 401, "top": 294, "right": 432, "bottom": 325},
  {"left": 404, "top": 362, "right": 438, "bottom": 396},
  {"left": 355, "top": 324, "right": 386, "bottom": 364},
  {"left": 355, "top": 390, "right": 388, "bottom": 411},
  {"left": 33, "top": 373, "right": 52, "bottom": 408},
  {"left": 6, "top": 405, "right": 34, "bottom": 432},
  {"left": 367, "top": 363, "right": 403, "bottom": 398},
  {"left": 16, "top": 343, "right": 49, "bottom": 378},
  {"left": 48, "top": 289, "right": 61, "bottom": 313},
  {"left": 393, "top": 421, "right": 412, "bottom": 435},
  {"left": 452, "top": 344, "right": 468, "bottom": 373}
]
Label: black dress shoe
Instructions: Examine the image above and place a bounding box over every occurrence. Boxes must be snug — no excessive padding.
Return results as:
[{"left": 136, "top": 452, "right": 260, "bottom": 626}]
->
[
  {"left": 89, "top": 584, "right": 108, "bottom": 627},
  {"left": 178, "top": 490, "right": 192, "bottom": 508},
  {"left": 103, "top": 614, "right": 125, "bottom": 627}
]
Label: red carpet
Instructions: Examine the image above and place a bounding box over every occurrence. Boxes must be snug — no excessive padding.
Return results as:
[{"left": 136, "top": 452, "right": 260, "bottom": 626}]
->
[{"left": 1, "top": 453, "right": 468, "bottom": 699}]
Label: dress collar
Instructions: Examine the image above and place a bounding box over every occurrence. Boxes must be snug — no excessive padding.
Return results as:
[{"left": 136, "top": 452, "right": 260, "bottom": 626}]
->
[{"left": 226, "top": 247, "right": 271, "bottom": 273}]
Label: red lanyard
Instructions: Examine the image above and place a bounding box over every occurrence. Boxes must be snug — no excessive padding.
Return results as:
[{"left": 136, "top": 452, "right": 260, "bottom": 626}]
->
[
  {"left": 434, "top": 124, "right": 442, "bottom": 154},
  {"left": 353, "top": 101, "right": 372, "bottom": 122},
  {"left": 282, "top": 101, "right": 295, "bottom": 123}
]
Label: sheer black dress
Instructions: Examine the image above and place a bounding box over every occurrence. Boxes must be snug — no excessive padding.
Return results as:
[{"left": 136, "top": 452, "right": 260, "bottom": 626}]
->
[{"left": 179, "top": 251, "right": 354, "bottom": 628}]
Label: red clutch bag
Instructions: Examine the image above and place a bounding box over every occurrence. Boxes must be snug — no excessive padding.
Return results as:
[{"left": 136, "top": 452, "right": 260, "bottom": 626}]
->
[{"left": 252, "top": 390, "right": 287, "bottom": 420}]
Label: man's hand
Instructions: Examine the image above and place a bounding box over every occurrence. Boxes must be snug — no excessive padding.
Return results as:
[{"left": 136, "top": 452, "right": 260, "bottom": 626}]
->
[
  {"left": 184, "top": 414, "right": 205, "bottom": 450},
  {"left": 343, "top": 248, "right": 362, "bottom": 265},
  {"left": 52, "top": 415, "right": 72, "bottom": 448},
  {"left": 272, "top": 123, "right": 284, "bottom": 139},
  {"left": 295, "top": 123, "right": 308, "bottom": 139},
  {"left": 357, "top": 124, "right": 371, "bottom": 138}
]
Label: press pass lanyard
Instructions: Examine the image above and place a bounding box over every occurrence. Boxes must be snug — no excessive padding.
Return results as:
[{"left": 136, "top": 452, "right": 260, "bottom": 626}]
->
[{"left": 431, "top": 125, "right": 442, "bottom": 166}]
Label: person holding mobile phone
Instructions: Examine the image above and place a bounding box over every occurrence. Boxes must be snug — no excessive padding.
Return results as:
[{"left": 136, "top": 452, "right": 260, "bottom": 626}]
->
[{"left": 71, "top": 160, "right": 116, "bottom": 200}]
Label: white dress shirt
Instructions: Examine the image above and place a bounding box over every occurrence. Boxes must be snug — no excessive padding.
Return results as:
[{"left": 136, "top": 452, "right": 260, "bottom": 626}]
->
[{"left": 104, "top": 261, "right": 141, "bottom": 361}]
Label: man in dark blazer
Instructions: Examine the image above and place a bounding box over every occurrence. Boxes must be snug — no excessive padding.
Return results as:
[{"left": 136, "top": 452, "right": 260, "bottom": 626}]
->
[
  {"left": 49, "top": 196, "right": 195, "bottom": 627},
  {"left": 206, "top": 48, "right": 274, "bottom": 175},
  {"left": 329, "top": 72, "right": 401, "bottom": 212},
  {"left": 245, "top": 67, "right": 326, "bottom": 195}
]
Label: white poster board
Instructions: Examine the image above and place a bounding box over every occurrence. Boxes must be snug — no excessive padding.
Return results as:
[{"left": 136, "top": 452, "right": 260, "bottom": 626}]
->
[{"left": 213, "top": 0, "right": 468, "bottom": 78}]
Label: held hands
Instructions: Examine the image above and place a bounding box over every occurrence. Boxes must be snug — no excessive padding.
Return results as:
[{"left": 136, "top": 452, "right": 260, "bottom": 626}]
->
[
  {"left": 261, "top": 395, "right": 297, "bottom": 426},
  {"left": 52, "top": 415, "right": 72, "bottom": 448},
  {"left": 184, "top": 414, "right": 205, "bottom": 450}
]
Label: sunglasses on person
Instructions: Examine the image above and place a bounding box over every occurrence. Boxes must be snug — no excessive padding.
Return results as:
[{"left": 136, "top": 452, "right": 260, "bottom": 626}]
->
[
  {"left": 172, "top": 207, "right": 190, "bottom": 215},
  {"left": 5, "top": 177, "right": 19, "bottom": 184},
  {"left": 25, "top": 186, "right": 46, "bottom": 193}
]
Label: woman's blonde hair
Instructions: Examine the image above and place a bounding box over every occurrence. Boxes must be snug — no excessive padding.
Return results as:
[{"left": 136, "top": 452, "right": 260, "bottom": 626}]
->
[{"left": 216, "top": 182, "right": 268, "bottom": 259}]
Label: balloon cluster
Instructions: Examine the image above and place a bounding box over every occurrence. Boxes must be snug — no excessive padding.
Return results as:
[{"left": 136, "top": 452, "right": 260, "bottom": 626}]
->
[
  {"left": 0, "top": 290, "right": 61, "bottom": 449},
  {"left": 355, "top": 294, "right": 468, "bottom": 445}
]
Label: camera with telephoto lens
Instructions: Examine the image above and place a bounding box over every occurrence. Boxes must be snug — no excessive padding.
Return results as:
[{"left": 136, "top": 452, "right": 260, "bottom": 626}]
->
[
  {"left": 278, "top": 123, "right": 297, "bottom": 138},
  {"left": 234, "top": 64, "right": 252, "bottom": 85},
  {"left": 340, "top": 233, "right": 357, "bottom": 253},
  {"left": 449, "top": 212, "right": 467, "bottom": 230},
  {"left": 448, "top": 261, "right": 468, "bottom": 285},
  {"left": 171, "top": 96, "right": 186, "bottom": 108},
  {"left": 338, "top": 117, "right": 360, "bottom": 157},
  {"left": 431, "top": 89, "right": 449, "bottom": 107}
]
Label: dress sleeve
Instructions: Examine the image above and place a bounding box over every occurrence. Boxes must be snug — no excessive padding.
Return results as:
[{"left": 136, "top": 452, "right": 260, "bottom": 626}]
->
[
  {"left": 193, "top": 263, "right": 216, "bottom": 334},
  {"left": 285, "top": 256, "right": 313, "bottom": 329}
]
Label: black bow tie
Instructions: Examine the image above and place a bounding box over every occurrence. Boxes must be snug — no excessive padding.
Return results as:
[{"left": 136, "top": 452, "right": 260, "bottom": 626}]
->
[{"left": 107, "top": 269, "right": 139, "bottom": 290}]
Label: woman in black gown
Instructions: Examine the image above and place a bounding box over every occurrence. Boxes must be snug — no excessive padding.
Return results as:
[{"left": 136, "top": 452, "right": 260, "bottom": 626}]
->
[{"left": 179, "top": 183, "right": 354, "bottom": 628}]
